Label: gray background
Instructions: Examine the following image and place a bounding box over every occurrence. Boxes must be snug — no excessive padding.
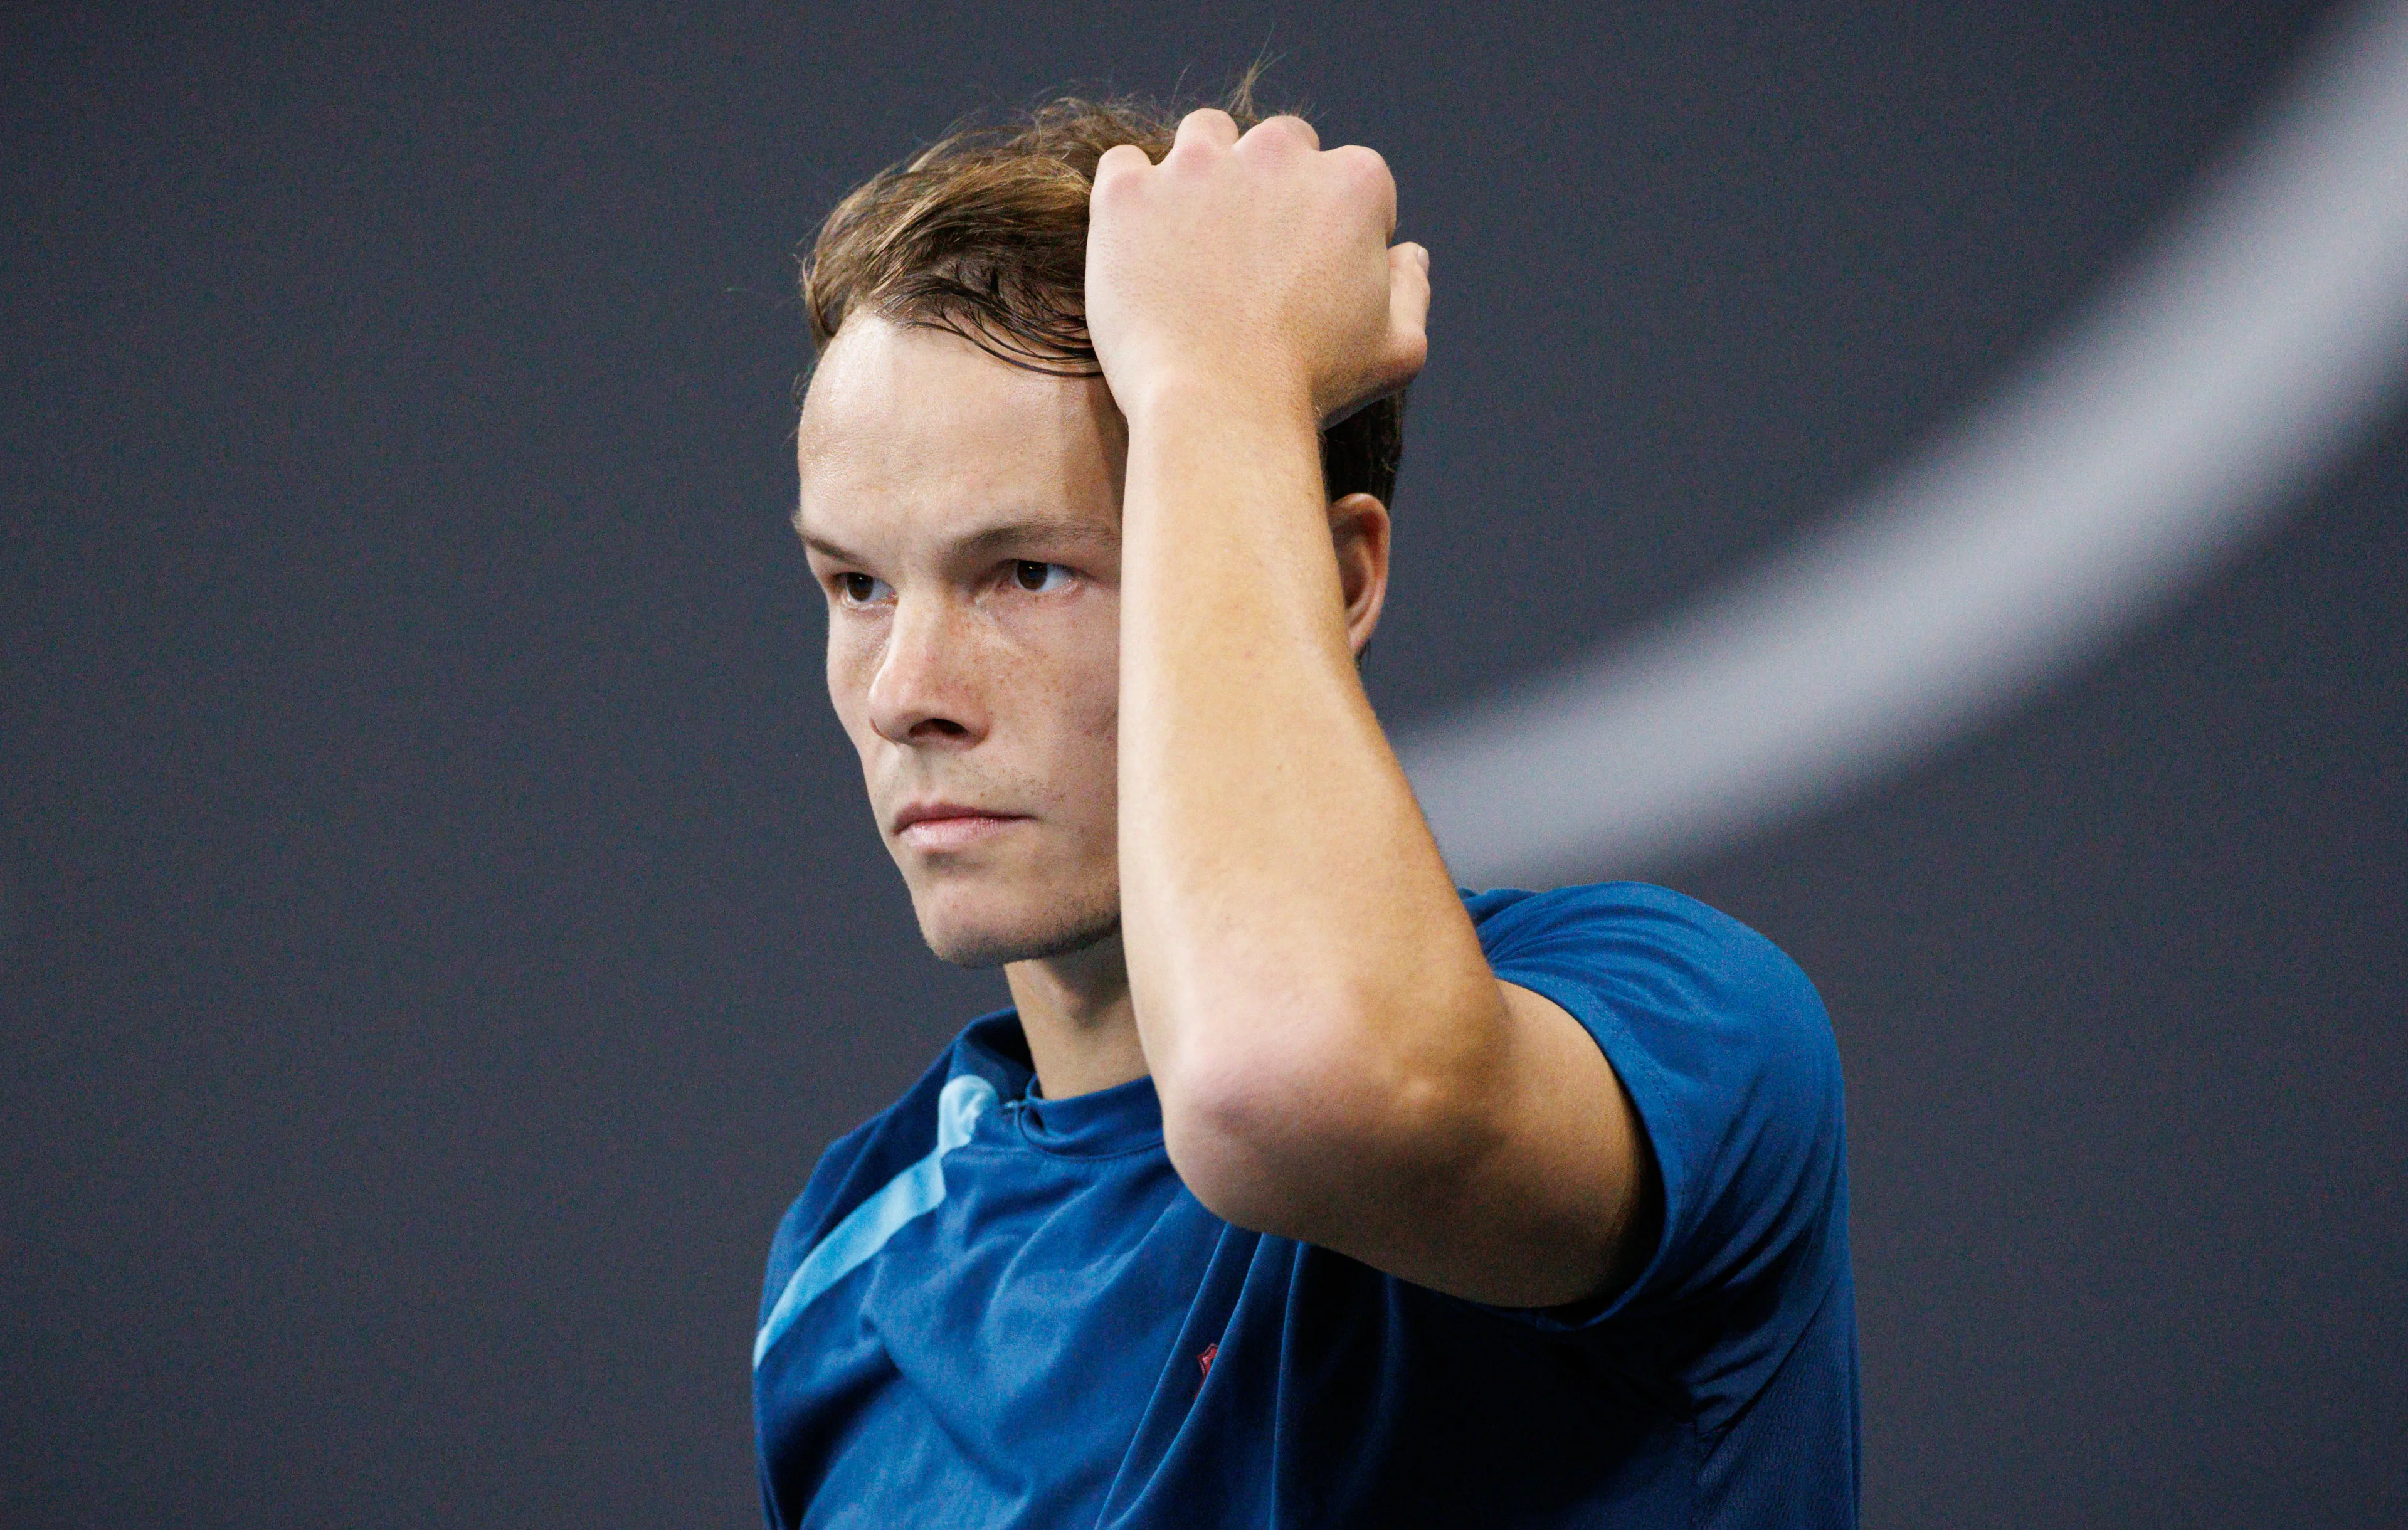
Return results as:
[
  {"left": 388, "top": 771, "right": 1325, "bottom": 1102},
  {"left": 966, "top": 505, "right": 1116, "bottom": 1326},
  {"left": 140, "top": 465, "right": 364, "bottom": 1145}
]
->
[{"left": 3, "top": 1, "right": 2400, "bottom": 1524}]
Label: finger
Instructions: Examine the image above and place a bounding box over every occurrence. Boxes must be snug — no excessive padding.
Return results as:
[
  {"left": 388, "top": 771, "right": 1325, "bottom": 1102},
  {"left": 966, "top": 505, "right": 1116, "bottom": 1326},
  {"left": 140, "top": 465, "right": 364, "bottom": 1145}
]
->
[
  {"left": 1170, "top": 108, "right": 1241, "bottom": 156},
  {"left": 1386, "top": 242, "right": 1432, "bottom": 374},
  {"left": 1093, "top": 140, "right": 1153, "bottom": 192},
  {"left": 1249, "top": 113, "right": 1321, "bottom": 151},
  {"left": 1329, "top": 143, "right": 1398, "bottom": 235}
]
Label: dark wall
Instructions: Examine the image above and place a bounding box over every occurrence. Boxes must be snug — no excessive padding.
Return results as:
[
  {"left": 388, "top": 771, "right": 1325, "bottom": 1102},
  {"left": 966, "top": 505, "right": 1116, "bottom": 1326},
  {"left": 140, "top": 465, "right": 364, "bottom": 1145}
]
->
[{"left": 3, "top": 3, "right": 2398, "bottom": 1525}]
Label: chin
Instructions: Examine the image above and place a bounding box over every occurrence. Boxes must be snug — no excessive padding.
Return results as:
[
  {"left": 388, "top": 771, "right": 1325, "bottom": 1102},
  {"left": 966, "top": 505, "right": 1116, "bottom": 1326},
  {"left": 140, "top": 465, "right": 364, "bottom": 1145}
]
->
[{"left": 912, "top": 882, "right": 1120, "bottom": 969}]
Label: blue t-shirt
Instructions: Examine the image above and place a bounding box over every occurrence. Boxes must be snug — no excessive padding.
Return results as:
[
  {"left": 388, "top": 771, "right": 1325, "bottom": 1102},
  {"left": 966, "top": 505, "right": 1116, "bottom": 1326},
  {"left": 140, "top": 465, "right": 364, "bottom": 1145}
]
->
[{"left": 754, "top": 883, "right": 1857, "bottom": 1527}]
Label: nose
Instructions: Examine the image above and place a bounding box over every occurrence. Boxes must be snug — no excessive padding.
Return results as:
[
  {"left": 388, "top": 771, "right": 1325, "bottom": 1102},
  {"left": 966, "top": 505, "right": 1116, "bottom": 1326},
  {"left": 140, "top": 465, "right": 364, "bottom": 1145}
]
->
[{"left": 865, "top": 591, "right": 988, "bottom": 748}]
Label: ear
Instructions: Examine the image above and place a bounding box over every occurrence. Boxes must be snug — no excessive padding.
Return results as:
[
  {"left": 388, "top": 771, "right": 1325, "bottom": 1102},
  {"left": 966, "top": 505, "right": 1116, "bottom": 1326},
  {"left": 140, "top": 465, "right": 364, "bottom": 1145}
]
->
[{"left": 1328, "top": 492, "right": 1391, "bottom": 658}]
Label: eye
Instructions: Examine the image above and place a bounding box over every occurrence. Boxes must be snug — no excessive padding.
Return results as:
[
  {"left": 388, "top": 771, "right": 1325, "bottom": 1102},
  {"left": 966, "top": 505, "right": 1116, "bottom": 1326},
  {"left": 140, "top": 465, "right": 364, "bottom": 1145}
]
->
[
  {"left": 835, "top": 572, "right": 892, "bottom": 607},
  {"left": 1012, "top": 561, "right": 1073, "bottom": 594}
]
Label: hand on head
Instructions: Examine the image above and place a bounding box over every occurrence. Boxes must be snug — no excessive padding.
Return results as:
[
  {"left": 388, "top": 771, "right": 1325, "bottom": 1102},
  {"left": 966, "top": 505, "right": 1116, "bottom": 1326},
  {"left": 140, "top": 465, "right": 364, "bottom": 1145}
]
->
[{"left": 1083, "top": 108, "right": 1430, "bottom": 425}]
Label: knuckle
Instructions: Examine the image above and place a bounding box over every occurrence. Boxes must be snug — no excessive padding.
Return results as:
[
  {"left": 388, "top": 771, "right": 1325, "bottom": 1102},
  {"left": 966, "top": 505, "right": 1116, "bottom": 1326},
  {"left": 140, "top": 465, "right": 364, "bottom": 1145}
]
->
[
  {"left": 1092, "top": 144, "right": 1147, "bottom": 193},
  {"left": 1333, "top": 144, "right": 1391, "bottom": 185}
]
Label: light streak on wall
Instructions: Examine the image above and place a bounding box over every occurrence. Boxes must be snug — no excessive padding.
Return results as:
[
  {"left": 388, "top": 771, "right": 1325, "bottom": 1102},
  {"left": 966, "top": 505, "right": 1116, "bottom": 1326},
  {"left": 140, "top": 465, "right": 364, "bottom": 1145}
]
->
[{"left": 1400, "top": 0, "right": 2408, "bottom": 885}]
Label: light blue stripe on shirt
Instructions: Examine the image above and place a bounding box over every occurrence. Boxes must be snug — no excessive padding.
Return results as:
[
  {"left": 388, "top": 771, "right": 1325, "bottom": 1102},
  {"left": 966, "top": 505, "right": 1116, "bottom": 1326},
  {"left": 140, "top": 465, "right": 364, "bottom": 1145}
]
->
[{"left": 754, "top": 1074, "right": 998, "bottom": 1369}]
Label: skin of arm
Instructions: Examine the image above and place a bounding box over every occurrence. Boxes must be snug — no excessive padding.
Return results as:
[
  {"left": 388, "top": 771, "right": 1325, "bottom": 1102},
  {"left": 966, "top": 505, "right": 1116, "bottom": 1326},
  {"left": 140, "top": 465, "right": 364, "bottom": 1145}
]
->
[{"left": 1087, "top": 110, "right": 1659, "bottom": 1309}]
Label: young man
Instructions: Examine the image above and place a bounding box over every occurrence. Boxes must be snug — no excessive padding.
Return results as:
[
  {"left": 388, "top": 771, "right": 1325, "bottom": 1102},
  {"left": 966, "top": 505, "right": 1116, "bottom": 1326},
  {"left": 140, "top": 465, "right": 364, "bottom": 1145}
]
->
[{"left": 756, "top": 93, "right": 1857, "bottom": 1528}]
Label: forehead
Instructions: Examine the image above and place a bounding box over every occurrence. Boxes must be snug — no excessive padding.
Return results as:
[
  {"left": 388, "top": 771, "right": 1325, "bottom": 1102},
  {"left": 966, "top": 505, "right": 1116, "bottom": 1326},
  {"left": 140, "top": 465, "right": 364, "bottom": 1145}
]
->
[{"left": 795, "top": 315, "right": 1124, "bottom": 547}]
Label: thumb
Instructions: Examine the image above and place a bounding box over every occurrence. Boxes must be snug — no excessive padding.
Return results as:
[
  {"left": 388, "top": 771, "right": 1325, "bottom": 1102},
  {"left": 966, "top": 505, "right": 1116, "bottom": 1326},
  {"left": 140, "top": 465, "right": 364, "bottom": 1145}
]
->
[{"left": 1385, "top": 241, "right": 1432, "bottom": 379}]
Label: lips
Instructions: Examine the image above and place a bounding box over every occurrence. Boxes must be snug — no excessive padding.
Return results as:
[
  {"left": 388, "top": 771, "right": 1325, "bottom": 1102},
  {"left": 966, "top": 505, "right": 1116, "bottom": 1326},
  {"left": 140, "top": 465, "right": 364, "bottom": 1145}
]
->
[{"left": 890, "top": 803, "right": 1028, "bottom": 852}]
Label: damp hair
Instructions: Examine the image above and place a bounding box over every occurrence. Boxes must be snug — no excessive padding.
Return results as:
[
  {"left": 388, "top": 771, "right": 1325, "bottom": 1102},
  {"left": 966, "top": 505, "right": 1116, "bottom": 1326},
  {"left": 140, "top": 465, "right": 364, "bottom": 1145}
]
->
[{"left": 798, "top": 77, "right": 1407, "bottom": 508}]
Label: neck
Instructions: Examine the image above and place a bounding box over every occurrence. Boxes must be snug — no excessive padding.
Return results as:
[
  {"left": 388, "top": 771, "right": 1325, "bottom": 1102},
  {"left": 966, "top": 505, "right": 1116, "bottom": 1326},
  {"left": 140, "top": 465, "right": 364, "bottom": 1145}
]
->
[{"left": 1004, "top": 928, "right": 1147, "bottom": 1098}]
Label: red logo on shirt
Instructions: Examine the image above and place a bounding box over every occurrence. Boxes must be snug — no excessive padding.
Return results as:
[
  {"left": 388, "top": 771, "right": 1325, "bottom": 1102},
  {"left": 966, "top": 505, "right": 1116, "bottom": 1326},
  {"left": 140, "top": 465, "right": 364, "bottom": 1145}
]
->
[{"left": 1196, "top": 1343, "right": 1218, "bottom": 1381}]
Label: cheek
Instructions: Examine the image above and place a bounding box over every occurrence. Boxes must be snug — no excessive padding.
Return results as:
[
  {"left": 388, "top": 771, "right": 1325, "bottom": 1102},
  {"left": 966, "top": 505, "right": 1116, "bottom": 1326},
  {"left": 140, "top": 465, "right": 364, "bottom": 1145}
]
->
[
  {"left": 1045, "top": 619, "right": 1122, "bottom": 776},
  {"left": 824, "top": 625, "right": 880, "bottom": 746},
  {"left": 1072, "top": 642, "right": 1120, "bottom": 745},
  {"left": 990, "top": 603, "right": 1120, "bottom": 781}
]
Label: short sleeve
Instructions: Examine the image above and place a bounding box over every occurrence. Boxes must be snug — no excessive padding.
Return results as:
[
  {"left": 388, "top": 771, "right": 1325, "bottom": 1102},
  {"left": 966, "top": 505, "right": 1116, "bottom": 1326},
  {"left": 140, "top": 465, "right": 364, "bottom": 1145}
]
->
[{"left": 1468, "top": 883, "right": 1848, "bottom": 1339}]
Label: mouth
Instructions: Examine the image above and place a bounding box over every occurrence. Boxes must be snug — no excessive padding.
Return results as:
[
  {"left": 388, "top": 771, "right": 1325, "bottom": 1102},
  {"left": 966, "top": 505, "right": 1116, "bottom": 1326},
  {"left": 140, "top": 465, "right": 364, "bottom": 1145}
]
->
[{"left": 890, "top": 803, "right": 1030, "bottom": 853}]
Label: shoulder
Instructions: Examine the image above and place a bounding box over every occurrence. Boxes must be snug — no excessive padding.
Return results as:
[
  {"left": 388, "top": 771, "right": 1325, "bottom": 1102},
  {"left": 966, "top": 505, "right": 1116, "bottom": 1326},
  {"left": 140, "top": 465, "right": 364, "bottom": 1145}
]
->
[
  {"left": 1467, "top": 881, "right": 1828, "bottom": 1058},
  {"left": 1469, "top": 884, "right": 1846, "bottom": 1307},
  {"left": 1467, "top": 880, "right": 1793, "bottom": 964}
]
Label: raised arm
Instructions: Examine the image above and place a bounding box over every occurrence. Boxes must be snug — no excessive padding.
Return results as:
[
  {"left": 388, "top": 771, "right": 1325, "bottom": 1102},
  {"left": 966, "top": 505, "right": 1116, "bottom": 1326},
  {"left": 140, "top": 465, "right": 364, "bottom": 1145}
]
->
[{"left": 1087, "top": 110, "right": 1656, "bottom": 1308}]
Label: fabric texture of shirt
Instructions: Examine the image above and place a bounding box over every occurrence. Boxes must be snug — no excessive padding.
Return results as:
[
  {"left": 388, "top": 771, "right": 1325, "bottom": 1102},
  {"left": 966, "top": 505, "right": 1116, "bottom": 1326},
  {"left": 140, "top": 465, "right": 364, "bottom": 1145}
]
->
[{"left": 754, "top": 882, "right": 1858, "bottom": 1527}]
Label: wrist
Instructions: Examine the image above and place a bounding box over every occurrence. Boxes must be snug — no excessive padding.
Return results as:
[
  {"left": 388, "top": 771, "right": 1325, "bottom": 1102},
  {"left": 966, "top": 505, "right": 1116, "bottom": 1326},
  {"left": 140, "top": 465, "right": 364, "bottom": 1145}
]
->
[{"left": 1111, "top": 364, "right": 1319, "bottom": 445}]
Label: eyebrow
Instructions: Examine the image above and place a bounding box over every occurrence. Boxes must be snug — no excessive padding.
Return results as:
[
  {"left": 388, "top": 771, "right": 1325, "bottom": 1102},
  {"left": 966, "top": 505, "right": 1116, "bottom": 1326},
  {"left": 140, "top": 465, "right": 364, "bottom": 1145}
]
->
[
  {"left": 955, "top": 515, "right": 1119, "bottom": 561},
  {"left": 793, "top": 509, "right": 1119, "bottom": 567}
]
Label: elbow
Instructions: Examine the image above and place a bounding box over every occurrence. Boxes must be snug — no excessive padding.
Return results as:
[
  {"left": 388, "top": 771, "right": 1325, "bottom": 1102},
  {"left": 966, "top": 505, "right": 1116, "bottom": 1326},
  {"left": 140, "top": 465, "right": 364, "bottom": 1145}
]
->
[
  {"left": 1154, "top": 1045, "right": 1325, "bottom": 1235},
  {"left": 1153, "top": 992, "right": 1504, "bottom": 1237}
]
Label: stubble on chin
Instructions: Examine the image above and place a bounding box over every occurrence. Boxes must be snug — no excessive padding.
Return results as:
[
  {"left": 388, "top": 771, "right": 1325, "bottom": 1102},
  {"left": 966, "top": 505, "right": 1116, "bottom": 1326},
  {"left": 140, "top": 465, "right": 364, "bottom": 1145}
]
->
[{"left": 917, "top": 892, "right": 1122, "bottom": 969}]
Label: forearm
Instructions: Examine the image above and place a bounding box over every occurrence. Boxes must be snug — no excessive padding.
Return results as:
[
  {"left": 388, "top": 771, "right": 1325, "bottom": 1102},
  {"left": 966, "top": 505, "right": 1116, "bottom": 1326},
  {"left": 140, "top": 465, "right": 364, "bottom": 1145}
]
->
[
  {"left": 1115, "top": 379, "right": 1509, "bottom": 1235},
  {"left": 1083, "top": 113, "right": 1639, "bottom": 1303}
]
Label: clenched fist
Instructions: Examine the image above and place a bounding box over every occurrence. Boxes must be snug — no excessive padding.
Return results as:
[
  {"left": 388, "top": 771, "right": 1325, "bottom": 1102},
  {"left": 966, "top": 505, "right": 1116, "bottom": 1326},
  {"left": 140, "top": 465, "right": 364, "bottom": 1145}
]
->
[{"left": 1084, "top": 109, "right": 1430, "bottom": 427}]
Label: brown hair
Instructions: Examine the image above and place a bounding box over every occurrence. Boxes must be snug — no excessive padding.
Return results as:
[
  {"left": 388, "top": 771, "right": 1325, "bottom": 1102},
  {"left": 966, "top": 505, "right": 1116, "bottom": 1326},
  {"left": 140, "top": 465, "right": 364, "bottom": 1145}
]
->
[{"left": 800, "top": 85, "right": 1407, "bottom": 508}]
